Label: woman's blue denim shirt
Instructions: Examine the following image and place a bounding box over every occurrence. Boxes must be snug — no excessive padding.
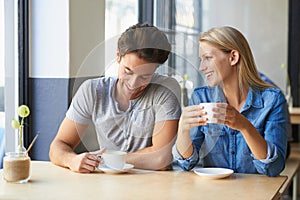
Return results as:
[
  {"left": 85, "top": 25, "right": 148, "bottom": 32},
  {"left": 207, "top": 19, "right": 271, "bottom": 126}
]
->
[{"left": 174, "top": 86, "right": 289, "bottom": 177}]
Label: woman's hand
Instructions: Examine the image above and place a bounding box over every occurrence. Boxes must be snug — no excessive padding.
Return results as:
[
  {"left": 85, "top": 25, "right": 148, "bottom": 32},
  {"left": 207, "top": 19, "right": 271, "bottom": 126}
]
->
[
  {"left": 214, "top": 103, "right": 250, "bottom": 131},
  {"left": 176, "top": 105, "right": 207, "bottom": 159},
  {"left": 179, "top": 105, "right": 208, "bottom": 133}
]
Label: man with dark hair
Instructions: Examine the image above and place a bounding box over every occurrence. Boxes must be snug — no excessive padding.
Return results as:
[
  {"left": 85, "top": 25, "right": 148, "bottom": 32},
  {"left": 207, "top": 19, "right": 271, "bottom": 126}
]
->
[{"left": 49, "top": 24, "right": 181, "bottom": 173}]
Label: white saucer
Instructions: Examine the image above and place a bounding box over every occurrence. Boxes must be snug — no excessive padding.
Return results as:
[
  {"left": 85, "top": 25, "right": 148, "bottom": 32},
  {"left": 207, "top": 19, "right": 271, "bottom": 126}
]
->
[
  {"left": 194, "top": 167, "right": 234, "bottom": 179},
  {"left": 97, "top": 164, "right": 134, "bottom": 174}
]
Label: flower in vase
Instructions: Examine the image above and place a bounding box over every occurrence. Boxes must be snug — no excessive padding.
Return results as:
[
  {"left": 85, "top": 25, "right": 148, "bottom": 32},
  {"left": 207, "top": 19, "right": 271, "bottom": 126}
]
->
[{"left": 11, "top": 105, "right": 30, "bottom": 153}]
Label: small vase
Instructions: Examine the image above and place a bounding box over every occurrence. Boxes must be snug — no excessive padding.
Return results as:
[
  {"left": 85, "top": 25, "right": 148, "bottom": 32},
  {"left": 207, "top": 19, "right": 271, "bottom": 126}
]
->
[
  {"left": 16, "top": 125, "right": 26, "bottom": 153},
  {"left": 3, "top": 152, "right": 31, "bottom": 183}
]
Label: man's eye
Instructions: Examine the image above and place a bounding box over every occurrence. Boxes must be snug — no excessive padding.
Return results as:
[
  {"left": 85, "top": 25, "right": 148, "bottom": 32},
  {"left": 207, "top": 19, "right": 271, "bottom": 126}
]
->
[
  {"left": 140, "top": 76, "right": 150, "bottom": 81},
  {"left": 124, "top": 68, "right": 132, "bottom": 74}
]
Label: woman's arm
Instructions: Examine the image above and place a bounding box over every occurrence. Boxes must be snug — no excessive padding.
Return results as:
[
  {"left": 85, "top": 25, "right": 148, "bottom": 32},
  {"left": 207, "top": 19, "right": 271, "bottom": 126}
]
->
[{"left": 176, "top": 105, "right": 207, "bottom": 158}]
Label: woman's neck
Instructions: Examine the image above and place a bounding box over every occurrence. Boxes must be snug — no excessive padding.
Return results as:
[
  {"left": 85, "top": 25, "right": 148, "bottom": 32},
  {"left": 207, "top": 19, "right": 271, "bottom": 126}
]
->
[{"left": 222, "top": 79, "right": 248, "bottom": 111}]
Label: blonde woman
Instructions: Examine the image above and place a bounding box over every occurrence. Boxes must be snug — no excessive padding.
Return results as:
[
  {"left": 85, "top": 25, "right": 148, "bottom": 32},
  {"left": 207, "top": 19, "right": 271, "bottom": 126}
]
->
[{"left": 174, "top": 26, "right": 289, "bottom": 176}]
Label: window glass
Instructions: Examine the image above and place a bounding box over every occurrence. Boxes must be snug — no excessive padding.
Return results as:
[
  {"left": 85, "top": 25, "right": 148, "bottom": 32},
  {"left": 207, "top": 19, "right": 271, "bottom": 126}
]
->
[
  {"left": 104, "top": 0, "right": 138, "bottom": 77},
  {"left": 105, "top": 0, "right": 138, "bottom": 40},
  {"left": 0, "top": 0, "right": 5, "bottom": 167},
  {"left": 154, "top": 0, "right": 202, "bottom": 106},
  {"left": 154, "top": 0, "right": 288, "bottom": 105},
  {"left": 1, "top": 0, "right": 19, "bottom": 165}
]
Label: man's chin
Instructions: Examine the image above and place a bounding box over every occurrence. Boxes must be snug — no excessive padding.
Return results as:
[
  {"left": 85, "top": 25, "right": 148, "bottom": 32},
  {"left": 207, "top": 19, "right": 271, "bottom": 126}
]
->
[{"left": 129, "top": 90, "right": 144, "bottom": 100}]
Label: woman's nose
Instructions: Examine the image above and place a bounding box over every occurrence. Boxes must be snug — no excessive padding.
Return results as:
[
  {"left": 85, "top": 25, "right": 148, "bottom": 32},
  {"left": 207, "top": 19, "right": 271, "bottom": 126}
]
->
[{"left": 199, "top": 62, "right": 206, "bottom": 71}]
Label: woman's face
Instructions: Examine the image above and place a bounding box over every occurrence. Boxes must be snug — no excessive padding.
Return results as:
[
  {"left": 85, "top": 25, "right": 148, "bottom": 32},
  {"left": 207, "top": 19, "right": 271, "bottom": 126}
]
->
[
  {"left": 199, "top": 41, "right": 233, "bottom": 87},
  {"left": 117, "top": 52, "right": 158, "bottom": 99}
]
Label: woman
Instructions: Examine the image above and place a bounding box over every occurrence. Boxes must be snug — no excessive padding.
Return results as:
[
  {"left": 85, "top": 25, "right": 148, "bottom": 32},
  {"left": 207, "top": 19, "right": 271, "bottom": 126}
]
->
[{"left": 174, "top": 26, "right": 289, "bottom": 176}]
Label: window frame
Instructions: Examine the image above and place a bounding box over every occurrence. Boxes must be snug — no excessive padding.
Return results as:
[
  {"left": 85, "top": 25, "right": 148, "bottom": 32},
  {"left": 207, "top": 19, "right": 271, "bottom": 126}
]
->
[
  {"left": 4, "top": 0, "right": 19, "bottom": 152},
  {"left": 18, "top": 0, "right": 30, "bottom": 147}
]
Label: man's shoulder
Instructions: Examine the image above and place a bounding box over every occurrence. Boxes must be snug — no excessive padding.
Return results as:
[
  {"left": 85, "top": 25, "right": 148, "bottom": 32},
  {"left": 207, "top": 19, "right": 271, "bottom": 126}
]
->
[
  {"left": 83, "top": 76, "right": 116, "bottom": 88},
  {"left": 151, "top": 73, "right": 180, "bottom": 89}
]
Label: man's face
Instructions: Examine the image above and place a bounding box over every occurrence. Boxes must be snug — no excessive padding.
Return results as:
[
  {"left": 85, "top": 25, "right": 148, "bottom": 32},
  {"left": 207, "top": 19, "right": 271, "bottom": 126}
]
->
[{"left": 118, "top": 53, "right": 158, "bottom": 99}]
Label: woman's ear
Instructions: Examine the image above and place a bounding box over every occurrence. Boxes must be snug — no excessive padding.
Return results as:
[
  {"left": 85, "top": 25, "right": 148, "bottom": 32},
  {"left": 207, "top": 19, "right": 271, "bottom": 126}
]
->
[{"left": 229, "top": 50, "right": 240, "bottom": 66}]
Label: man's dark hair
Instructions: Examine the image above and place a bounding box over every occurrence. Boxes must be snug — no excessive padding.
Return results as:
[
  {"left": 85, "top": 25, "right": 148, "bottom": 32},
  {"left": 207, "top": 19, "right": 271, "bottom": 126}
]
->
[{"left": 117, "top": 24, "right": 171, "bottom": 64}]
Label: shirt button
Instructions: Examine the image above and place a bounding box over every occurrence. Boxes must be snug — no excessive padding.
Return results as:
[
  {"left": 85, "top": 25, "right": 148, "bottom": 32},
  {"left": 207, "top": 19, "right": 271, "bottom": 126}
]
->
[{"left": 231, "top": 151, "right": 235, "bottom": 155}]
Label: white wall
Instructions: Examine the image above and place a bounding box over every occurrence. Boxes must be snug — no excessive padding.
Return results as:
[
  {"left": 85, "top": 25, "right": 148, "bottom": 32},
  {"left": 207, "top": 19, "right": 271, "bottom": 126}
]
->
[
  {"left": 202, "top": 0, "right": 288, "bottom": 92},
  {"left": 30, "top": 0, "right": 105, "bottom": 79},
  {"left": 30, "top": 0, "right": 69, "bottom": 78},
  {"left": 69, "top": 0, "right": 105, "bottom": 78}
]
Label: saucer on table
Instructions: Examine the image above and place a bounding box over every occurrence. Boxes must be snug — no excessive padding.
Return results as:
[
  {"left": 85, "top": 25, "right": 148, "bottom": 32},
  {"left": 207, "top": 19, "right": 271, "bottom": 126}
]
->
[
  {"left": 97, "top": 163, "right": 134, "bottom": 174},
  {"left": 194, "top": 167, "right": 234, "bottom": 179}
]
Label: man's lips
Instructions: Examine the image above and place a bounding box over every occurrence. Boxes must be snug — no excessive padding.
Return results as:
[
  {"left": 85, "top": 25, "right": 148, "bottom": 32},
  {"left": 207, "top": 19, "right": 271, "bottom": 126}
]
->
[{"left": 125, "top": 84, "right": 139, "bottom": 93}]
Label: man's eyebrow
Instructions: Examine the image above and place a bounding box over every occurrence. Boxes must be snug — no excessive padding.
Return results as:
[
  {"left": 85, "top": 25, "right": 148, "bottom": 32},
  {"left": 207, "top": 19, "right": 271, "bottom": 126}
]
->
[
  {"left": 141, "top": 73, "right": 153, "bottom": 76},
  {"left": 124, "top": 65, "right": 154, "bottom": 76}
]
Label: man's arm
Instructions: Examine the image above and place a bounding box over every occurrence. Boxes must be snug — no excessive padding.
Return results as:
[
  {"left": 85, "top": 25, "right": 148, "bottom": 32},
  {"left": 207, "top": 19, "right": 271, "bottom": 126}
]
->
[
  {"left": 49, "top": 117, "right": 102, "bottom": 173},
  {"left": 126, "top": 119, "right": 178, "bottom": 170}
]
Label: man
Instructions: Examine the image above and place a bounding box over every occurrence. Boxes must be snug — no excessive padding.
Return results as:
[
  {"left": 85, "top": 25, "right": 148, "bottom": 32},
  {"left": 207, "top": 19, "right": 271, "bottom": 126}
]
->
[{"left": 49, "top": 24, "right": 181, "bottom": 173}]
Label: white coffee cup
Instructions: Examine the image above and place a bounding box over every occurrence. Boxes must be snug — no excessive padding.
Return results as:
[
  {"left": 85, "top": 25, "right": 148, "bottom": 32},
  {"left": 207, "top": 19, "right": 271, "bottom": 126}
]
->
[
  {"left": 200, "top": 102, "right": 227, "bottom": 123},
  {"left": 102, "top": 150, "right": 126, "bottom": 170}
]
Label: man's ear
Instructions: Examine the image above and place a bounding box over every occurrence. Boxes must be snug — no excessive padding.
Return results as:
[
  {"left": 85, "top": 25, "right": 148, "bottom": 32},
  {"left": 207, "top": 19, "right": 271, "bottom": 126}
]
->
[
  {"left": 116, "top": 49, "right": 121, "bottom": 63},
  {"left": 229, "top": 50, "right": 240, "bottom": 66}
]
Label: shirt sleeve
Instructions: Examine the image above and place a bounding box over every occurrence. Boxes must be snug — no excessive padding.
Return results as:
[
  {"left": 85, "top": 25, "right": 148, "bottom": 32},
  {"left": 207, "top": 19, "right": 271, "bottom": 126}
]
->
[
  {"left": 66, "top": 79, "right": 95, "bottom": 124},
  {"left": 173, "top": 145, "right": 199, "bottom": 171},
  {"left": 154, "top": 77, "right": 182, "bottom": 122},
  {"left": 173, "top": 91, "right": 202, "bottom": 171},
  {"left": 252, "top": 91, "right": 288, "bottom": 177}
]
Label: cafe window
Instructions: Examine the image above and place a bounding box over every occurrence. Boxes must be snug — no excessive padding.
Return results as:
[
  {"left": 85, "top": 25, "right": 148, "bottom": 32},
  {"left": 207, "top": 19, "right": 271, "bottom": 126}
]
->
[
  {"left": 0, "top": 0, "right": 29, "bottom": 164},
  {"left": 104, "top": 0, "right": 138, "bottom": 77},
  {"left": 154, "top": 0, "right": 203, "bottom": 106},
  {"left": 152, "top": 0, "right": 291, "bottom": 106},
  {"left": 105, "top": 0, "right": 138, "bottom": 40},
  {"left": 0, "top": 0, "right": 21, "bottom": 166},
  {"left": 0, "top": 0, "right": 5, "bottom": 167}
]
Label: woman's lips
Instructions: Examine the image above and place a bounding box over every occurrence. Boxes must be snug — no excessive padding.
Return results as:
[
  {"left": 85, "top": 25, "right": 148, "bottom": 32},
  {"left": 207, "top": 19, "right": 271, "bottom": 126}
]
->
[{"left": 205, "top": 71, "right": 213, "bottom": 79}]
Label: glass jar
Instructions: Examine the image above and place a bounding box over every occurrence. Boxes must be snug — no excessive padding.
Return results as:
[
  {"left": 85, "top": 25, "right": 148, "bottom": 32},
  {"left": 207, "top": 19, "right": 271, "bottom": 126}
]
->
[
  {"left": 3, "top": 152, "right": 31, "bottom": 183},
  {"left": 16, "top": 125, "right": 26, "bottom": 153}
]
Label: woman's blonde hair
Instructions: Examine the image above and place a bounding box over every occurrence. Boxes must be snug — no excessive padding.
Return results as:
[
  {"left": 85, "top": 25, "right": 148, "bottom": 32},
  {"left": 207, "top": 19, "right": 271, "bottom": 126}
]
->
[{"left": 199, "top": 26, "right": 274, "bottom": 92}]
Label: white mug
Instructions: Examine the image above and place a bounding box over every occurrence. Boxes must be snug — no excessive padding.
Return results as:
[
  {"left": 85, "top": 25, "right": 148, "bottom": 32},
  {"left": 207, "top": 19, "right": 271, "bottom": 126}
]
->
[
  {"left": 102, "top": 150, "right": 126, "bottom": 170},
  {"left": 200, "top": 102, "right": 227, "bottom": 123}
]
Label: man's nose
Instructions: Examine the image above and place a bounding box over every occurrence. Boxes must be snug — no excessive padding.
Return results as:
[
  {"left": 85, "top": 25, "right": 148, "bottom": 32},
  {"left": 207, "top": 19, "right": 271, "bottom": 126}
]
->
[{"left": 128, "top": 77, "right": 140, "bottom": 88}]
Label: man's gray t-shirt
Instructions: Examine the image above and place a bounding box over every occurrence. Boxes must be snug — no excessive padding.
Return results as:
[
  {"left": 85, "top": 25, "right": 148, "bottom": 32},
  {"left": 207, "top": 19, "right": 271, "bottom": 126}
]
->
[{"left": 66, "top": 73, "right": 181, "bottom": 152}]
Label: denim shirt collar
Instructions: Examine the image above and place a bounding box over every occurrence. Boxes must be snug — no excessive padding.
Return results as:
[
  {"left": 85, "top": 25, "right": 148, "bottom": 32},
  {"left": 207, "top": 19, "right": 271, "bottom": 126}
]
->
[{"left": 240, "top": 88, "right": 263, "bottom": 113}]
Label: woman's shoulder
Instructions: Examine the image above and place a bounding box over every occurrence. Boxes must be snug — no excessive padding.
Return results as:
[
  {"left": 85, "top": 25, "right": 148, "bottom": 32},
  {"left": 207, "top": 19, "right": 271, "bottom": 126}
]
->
[
  {"left": 260, "top": 87, "right": 285, "bottom": 98},
  {"left": 256, "top": 87, "right": 287, "bottom": 106}
]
